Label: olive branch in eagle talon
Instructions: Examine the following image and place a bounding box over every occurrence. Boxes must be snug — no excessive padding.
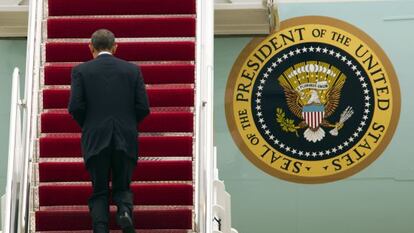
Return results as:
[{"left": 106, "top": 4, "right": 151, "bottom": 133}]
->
[{"left": 276, "top": 108, "right": 299, "bottom": 137}]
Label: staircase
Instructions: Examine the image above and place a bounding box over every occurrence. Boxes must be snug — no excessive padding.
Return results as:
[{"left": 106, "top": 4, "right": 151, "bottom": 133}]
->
[{"left": 32, "top": 0, "right": 198, "bottom": 232}]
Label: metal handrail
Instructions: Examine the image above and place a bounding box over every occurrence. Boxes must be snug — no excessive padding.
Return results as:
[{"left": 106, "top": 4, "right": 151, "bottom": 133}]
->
[
  {"left": 17, "top": 0, "right": 42, "bottom": 231},
  {"left": 2, "top": 0, "right": 41, "bottom": 231},
  {"left": 194, "top": 0, "right": 214, "bottom": 232},
  {"left": 3, "top": 67, "right": 25, "bottom": 233},
  {"left": 19, "top": 0, "right": 43, "bottom": 231}
]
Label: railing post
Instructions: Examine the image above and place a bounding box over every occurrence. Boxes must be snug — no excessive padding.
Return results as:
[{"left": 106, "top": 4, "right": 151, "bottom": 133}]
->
[{"left": 195, "top": 0, "right": 214, "bottom": 232}]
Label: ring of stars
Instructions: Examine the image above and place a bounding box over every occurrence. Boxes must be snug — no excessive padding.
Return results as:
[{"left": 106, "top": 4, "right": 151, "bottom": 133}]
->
[{"left": 254, "top": 45, "right": 373, "bottom": 158}]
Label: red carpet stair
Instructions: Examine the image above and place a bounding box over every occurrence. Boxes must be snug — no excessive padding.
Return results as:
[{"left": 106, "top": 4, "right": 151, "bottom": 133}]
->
[{"left": 34, "top": 0, "right": 197, "bottom": 232}]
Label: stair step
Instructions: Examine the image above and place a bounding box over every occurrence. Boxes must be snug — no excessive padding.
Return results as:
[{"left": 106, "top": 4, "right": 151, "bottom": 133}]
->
[
  {"left": 39, "top": 183, "right": 193, "bottom": 206},
  {"left": 46, "top": 41, "right": 195, "bottom": 62},
  {"left": 35, "top": 207, "right": 192, "bottom": 231},
  {"left": 39, "top": 135, "right": 193, "bottom": 158},
  {"left": 42, "top": 88, "right": 194, "bottom": 109},
  {"left": 39, "top": 160, "right": 192, "bottom": 182},
  {"left": 44, "top": 63, "right": 195, "bottom": 85},
  {"left": 36, "top": 230, "right": 194, "bottom": 233},
  {"left": 47, "top": 17, "right": 196, "bottom": 38},
  {"left": 48, "top": 0, "right": 196, "bottom": 16},
  {"left": 40, "top": 111, "right": 194, "bottom": 133}
]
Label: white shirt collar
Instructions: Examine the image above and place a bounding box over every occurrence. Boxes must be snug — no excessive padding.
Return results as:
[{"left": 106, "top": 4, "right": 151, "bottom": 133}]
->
[{"left": 98, "top": 51, "right": 112, "bottom": 56}]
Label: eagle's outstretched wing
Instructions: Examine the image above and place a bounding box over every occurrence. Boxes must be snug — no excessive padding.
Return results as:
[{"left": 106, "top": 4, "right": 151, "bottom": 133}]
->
[
  {"left": 325, "top": 77, "right": 345, "bottom": 117},
  {"left": 280, "top": 83, "right": 303, "bottom": 119}
]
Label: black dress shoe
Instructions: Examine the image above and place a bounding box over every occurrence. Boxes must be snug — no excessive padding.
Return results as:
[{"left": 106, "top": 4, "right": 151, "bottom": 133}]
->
[{"left": 116, "top": 211, "right": 135, "bottom": 233}]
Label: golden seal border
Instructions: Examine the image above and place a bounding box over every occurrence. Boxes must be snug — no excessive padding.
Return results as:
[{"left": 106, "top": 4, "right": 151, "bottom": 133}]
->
[{"left": 224, "top": 16, "right": 401, "bottom": 184}]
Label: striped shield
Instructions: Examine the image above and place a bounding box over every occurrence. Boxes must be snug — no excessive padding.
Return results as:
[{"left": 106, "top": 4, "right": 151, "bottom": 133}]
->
[{"left": 302, "top": 105, "right": 325, "bottom": 129}]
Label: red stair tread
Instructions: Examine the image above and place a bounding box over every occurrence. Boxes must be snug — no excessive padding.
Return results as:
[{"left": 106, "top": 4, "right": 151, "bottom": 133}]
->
[
  {"left": 44, "top": 63, "right": 195, "bottom": 85},
  {"left": 48, "top": 17, "right": 195, "bottom": 38},
  {"left": 36, "top": 230, "right": 192, "bottom": 233},
  {"left": 39, "top": 183, "right": 193, "bottom": 206},
  {"left": 39, "top": 135, "right": 193, "bottom": 158},
  {"left": 41, "top": 111, "right": 194, "bottom": 133},
  {"left": 43, "top": 88, "right": 194, "bottom": 109},
  {"left": 48, "top": 0, "right": 196, "bottom": 16},
  {"left": 46, "top": 42, "right": 195, "bottom": 62},
  {"left": 39, "top": 160, "right": 192, "bottom": 182},
  {"left": 35, "top": 208, "right": 192, "bottom": 231}
]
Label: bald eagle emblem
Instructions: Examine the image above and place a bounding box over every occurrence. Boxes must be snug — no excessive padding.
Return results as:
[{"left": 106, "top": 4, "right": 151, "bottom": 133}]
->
[{"left": 276, "top": 61, "right": 354, "bottom": 143}]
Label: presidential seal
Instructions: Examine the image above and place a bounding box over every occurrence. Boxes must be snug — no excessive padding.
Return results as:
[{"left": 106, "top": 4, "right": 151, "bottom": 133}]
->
[{"left": 225, "top": 16, "right": 400, "bottom": 183}]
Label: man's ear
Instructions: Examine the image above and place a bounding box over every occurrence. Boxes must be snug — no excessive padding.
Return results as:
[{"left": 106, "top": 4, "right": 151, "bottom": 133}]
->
[
  {"left": 88, "top": 43, "right": 96, "bottom": 57},
  {"left": 111, "top": 44, "right": 118, "bottom": 55}
]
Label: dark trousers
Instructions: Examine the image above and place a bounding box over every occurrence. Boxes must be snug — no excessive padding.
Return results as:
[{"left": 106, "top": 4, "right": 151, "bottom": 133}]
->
[{"left": 85, "top": 137, "right": 137, "bottom": 229}]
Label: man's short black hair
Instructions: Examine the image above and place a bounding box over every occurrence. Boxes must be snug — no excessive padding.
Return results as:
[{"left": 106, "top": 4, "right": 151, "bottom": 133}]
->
[{"left": 91, "top": 29, "right": 115, "bottom": 51}]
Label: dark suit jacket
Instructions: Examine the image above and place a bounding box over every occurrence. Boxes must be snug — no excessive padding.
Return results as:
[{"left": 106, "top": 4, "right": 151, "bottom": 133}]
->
[{"left": 68, "top": 54, "right": 150, "bottom": 164}]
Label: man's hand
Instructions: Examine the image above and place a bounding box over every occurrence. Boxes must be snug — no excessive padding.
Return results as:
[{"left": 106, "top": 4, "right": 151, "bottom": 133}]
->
[{"left": 68, "top": 67, "right": 87, "bottom": 127}]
